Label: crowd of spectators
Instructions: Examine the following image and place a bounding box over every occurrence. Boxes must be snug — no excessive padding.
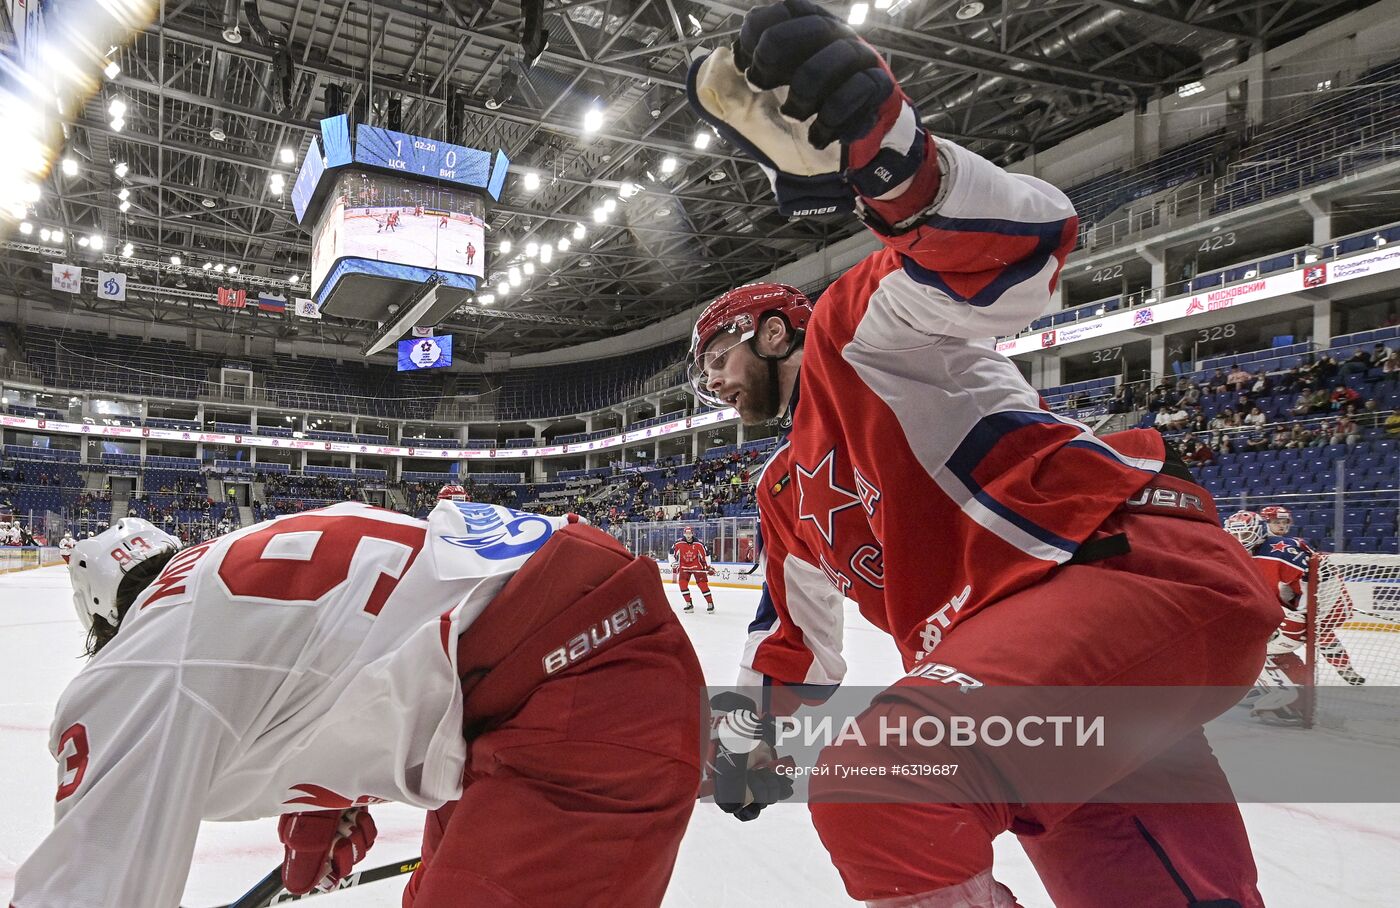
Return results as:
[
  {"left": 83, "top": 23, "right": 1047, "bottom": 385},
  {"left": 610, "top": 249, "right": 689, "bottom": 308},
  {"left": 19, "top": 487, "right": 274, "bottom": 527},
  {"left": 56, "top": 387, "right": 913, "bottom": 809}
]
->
[{"left": 1141, "top": 348, "right": 1399, "bottom": 461}]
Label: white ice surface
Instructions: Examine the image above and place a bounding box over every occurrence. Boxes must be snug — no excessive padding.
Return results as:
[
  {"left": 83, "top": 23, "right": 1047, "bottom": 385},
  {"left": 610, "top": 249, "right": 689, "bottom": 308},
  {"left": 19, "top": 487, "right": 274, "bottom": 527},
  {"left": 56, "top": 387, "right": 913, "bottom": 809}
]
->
[{"left": 2, "top": 565, "right": 1397, "bottom": 906}]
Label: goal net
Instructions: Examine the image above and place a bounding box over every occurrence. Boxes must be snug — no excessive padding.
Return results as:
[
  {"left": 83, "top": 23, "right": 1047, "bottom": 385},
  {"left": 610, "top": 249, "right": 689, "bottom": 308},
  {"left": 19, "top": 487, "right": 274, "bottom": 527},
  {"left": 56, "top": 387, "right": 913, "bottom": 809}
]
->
[{"left": 1304, "top": 553, "right": 1400, "bottom": 743}]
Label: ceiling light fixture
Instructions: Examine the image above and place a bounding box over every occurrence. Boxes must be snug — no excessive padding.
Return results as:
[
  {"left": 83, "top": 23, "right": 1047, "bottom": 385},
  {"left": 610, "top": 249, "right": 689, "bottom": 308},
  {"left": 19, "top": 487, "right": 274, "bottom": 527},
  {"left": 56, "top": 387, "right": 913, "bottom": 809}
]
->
[
  {"left": 279, "top": 147, "right": 295, "bottom": 164},
  {"left": 61, "top": 156, "right": 78, "bottom": 176},
  {"left": 693, "top": 130, "right": 711, "bottom": 150},
  {"left": 170, "top": 254, "right": 182, "bottom": 266},
  {"left": 660, "top": 156, "right": 678, "bottom": 175},
  {"left": 847, "top": 3, "right": 869, "bottom": 25},
  {"left": 499, "top": 239, "right": 512, "bottom": 255},
  {"left": 955, "top": 1, "right": 983, "bottom": 19},
  {"left": 582, "top": 105, "right": 604, "bottom": 134},
  {"left": 114, "top": 161, "right": 128, "bottom": 178},
  {"left": 522, "top": 171, "right": 541, "bottom": 191},
  {"left": 572, "top": 223, "right": 586, "bottom": 241}
]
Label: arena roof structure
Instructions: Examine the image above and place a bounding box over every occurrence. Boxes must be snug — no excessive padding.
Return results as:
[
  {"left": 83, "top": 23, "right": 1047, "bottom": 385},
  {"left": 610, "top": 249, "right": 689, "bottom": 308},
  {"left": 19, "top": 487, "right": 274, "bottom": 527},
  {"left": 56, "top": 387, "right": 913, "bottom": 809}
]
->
[{"left": 0, "top": 0, "right": 1374, "bottom": 356}]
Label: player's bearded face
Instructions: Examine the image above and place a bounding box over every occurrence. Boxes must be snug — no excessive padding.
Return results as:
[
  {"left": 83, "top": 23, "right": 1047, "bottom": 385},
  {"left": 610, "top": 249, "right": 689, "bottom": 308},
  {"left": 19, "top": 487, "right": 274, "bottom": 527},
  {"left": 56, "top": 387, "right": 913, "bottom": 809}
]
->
[{"left": 701, "top": 336, "right": 777, "bottom": 424}]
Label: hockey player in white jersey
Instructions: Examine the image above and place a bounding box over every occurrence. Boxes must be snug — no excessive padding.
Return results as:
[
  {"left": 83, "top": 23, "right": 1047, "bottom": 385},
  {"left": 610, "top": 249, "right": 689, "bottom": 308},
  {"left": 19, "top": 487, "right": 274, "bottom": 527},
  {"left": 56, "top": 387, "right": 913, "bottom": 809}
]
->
[
  {"left": 57, "top": 530, "right": 77, "bottom": 564},
  {"left": 13, "top": 505, "right": 704, "bottom": 908}
]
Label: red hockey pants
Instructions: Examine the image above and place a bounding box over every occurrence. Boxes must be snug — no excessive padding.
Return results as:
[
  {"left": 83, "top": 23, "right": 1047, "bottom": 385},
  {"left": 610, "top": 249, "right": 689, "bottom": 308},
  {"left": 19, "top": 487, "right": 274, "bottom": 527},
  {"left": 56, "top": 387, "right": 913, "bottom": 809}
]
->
[
  {"left": 404, "top": 524, "right": 706, "bottom": 908},
  {"left": 676, "top": 569, "right": 712, "bottom": 593},
  {"left": 808, "top": 493, "right": 1281, "bottom": 908}
]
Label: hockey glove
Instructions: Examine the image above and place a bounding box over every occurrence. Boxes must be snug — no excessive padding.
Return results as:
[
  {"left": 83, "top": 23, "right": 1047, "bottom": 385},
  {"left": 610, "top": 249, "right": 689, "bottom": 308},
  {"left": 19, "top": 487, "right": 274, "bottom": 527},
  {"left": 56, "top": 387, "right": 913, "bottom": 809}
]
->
[
  {"left": 687, "top": 0, "right": 934, "bottom": 228},
  {"left": 278, "top": 807, "right": 378, "bottom": 895},
  {"left": 709, "top": 691, "right": 794, "bottom": 821}
]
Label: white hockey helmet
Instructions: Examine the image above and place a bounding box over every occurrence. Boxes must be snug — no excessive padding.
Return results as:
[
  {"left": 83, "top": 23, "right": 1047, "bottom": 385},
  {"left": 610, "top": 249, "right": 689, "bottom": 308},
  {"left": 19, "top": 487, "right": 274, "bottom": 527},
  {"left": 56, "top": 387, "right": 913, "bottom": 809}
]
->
[
  {"left": 69, "top": 518, "right": 181, "bottom": 631},
  {"left": 1223, "top": 510, "right": 1267, "bottom": 551}
]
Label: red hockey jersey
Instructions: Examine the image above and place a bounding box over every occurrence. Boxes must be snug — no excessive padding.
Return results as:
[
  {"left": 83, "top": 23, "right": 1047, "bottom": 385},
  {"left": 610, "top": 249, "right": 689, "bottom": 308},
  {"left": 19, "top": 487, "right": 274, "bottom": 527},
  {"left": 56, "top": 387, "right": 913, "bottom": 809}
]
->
[
  {"left": 1250, "top": 535, "right": 1310, "bottom": 606},
  {"left": 742, "top": 138, "right": 1165, "bottom": 689},
  {"left": 671, "top": 539, "right": 711, "bottom": 572}
]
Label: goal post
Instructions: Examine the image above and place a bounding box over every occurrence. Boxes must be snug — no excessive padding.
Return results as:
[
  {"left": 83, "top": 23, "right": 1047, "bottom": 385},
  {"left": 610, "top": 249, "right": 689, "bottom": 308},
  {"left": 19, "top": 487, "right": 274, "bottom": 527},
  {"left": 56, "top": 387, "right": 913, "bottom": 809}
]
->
[{"left": 1303, "top": 552, "right": 1400, "bottom": 740}]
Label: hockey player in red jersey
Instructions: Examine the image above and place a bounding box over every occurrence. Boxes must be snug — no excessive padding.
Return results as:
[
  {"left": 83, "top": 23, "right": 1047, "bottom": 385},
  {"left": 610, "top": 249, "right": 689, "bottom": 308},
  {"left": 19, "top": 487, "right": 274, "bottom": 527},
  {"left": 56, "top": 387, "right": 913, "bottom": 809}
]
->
[
  {"left": 687, "top": 4, "right": 1278, "bottom": 904},
  {"left": 12, "top": 506, "right": 703, "bottom": 908},
  {"left": 671, "top": 526, "right": 718, "bottom": 613},
  {"left": 1224, "top": 510, "right": 1363, "bottom": 721}
]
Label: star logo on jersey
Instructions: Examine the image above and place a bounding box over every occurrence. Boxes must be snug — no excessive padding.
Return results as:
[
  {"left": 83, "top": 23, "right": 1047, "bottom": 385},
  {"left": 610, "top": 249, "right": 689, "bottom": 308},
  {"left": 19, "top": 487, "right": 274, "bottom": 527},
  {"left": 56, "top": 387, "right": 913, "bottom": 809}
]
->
[
  {"left": 1271, "top": 541, "right": 1291, "bottom": 553},
  {"left": 795, "top": 449, "right": 862, "bottom": 547}
]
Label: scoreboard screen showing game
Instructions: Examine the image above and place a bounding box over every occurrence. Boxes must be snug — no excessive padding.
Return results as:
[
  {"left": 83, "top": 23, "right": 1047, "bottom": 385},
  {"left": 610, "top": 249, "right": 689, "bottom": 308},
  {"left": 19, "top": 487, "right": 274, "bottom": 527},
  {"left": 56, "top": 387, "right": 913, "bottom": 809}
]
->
[
  {"left": 354, "top": 125, "right": 493, "bottom": 190},
  {"left": 397, "top": 335, "right": 453, "bottom": 371},
  {"left": 309, "top": 170, "right": 487, "bottom": 295}
]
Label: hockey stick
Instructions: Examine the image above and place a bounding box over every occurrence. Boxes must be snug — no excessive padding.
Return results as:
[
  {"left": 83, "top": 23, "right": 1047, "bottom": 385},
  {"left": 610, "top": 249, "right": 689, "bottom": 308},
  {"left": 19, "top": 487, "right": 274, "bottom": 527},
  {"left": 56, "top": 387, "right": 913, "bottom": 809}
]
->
[
  {"left": 211, "top": 762, "right": 795, "bottom": 908},
  {"left": 210, "top": 856, "right": 424, "bottom": 908}
]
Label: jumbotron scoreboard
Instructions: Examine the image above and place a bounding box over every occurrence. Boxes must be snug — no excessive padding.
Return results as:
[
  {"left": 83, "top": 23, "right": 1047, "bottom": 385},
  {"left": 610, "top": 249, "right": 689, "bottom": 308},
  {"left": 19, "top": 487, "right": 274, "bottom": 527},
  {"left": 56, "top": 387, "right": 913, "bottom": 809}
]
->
[{"left": 291, "top": 115, "right": 511, "bottom": 355}]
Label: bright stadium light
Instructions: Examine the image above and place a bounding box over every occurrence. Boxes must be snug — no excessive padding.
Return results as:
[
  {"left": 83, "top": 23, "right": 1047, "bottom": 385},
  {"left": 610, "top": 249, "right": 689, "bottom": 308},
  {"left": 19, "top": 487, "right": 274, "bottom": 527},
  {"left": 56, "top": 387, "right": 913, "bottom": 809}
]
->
[
  {"left": 107, "top": 97, "right": 127, "bottom": 119},
  {"left": 228, "top": 265, "right": 238, "bottom": 275},
  {"left": 499, "top": 239, "right": 512, "bottom": 255},
  {"left": 498, "top": 281, "right": 511, "bottom": 297},
  {"left": 523, "top": 261, "right": 536, "bottom": 276},
  {"left": 39, "top": 228, "right": 51, "bottom": 241},
  {"left": 539, "top": 244, "right": 552, "bottom": 264},
  {"left": 170, "top": 254, "right": 181, "bottom": 265},
  {"left": 117, "top": 188, "right": 129, "bottom": 200},
  {"left": 479, "top": 293, "right": 495, "bottom": 305},
  {"left": 203, "top": 262, "right": 213, "bottom": 270},
  {"left": 592, "top": 206, "right": 607, "bottom": 223},
  {"left": 660, "top": 156, "right": 678, "bottom": 175},
  {"left": 522, "top": 171, "right": 541, "bottom": 192},
  {"left": 573, "top": 223, "right": 586, "bottom": 241},
  {"left": 693, "top": 131, "right": 712, "bottom": 150},
  {"left": 51, "top": 228, "right": 63, "bottom": 242},
  {"left": 61, "top": 156, "right": 78, "bottom": 176},
  {"left": 1177, "top": 81, "right": 1205, "bottom": 98},
  {"left": 508, "top": 266, "right": 522, "bottom": 284},
  {"left": 121, "top": 243, "right": 133, "bottom": 257},
  {"left": 279, "top": 146, "right": 295, "bottom": 164},
  {"left": 118, "top": 200, "right": 130, "bottom": 212},
  {"left": 620, "top": 181, "right": 638, "bottom": 198},
  {"left": 103, "top": 60, "right": 121, "bottom": 80},
  {"left": 114, "top": 161, "right": 128, "bottom": 178},
  {"left": 582, "top": 105, "right": 604, "bottom": 134},
  {"left": 602, "top": 197, "right": 617, "bottom": 214},
  {"left": 557, "top": 237, "right": 570, "bottom": 252},
  {"left": 526, "top": 241, "right": 539, "bottom": 259},
  {"left": 88, "top": 234, "right": 104, "bottom": 251},
  {"left": 18, "top": 221, "right": 32, "bottom": 235}
]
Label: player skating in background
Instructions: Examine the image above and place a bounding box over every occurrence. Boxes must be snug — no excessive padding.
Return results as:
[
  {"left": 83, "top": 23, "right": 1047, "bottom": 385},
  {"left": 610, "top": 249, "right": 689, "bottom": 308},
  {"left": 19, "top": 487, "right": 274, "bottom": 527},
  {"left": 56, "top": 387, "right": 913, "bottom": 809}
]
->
[
  {"left": 58, "top": 530, "right": 77, "bottom": 564},
  {"left": 688, "top": 3, "right": 1278, "bottom": 904},
  {"left": 671, "top": 526, "right": 717, "bottom": 613},
  {"left": 12, "top": 505, "right": 703, "bottom": 908}
]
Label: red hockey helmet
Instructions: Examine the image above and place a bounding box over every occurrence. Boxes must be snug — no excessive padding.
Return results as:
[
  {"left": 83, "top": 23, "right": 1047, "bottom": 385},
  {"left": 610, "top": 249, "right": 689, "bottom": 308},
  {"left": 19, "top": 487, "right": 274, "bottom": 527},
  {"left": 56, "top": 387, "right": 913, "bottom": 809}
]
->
[
  {"left": 689, "top": 283, "right": 813, "bottom": 408},
  {"left": 438, "top": 484, "right": 468, "bottom": 501},
  {"left": 1259, "top": 505, "right": 1293, "bottom": 534}
]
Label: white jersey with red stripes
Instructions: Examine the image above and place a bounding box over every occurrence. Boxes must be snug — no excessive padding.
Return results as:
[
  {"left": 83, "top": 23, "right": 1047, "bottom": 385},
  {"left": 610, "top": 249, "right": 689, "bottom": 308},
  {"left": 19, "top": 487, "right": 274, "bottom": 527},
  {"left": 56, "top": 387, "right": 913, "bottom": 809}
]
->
[
  {"left": 743, "top": 138, "right": 1166, "bottom": 691},
  {"left": 14, "top": 500, "right": 576, "bottom": 908}
]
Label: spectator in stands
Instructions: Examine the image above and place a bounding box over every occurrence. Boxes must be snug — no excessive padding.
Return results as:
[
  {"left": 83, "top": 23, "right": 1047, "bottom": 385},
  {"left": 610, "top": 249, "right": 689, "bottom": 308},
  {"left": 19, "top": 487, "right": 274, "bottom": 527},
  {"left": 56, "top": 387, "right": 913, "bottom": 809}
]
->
[
  {"left": 1331, "top": 412, "right": 1361, "bottom": 447},
  {"left": 1226, "top": 363, "right": 1250, "bottom": 390},
  {"left": 1382, "top": 347, "right": 1400, "bottom": 377},
  {"left": 1330, "top": 384, "right": 1362, "bottom": 410},
  {"left": 1204, "top": 368, "right": 1228, "bottom": 394},
  {"left": 1341, "top": 346, "right": 1373, "bottom": 379},
  {"left": 1244, "top": 406, "right": 1267, "bottom": 429},
  {"left": 1358, "top": 399, "right": 1386, "bottom": 429},
  {"left": 1307, "top": 354, "right": 1340, "bottom": 386},
  {"left": 1270, "top": 426, "right": 1291, "bottom": 449},
  {"left": 1386, "top": 411, "right": 1400, "bottom": 437},
  {"left": 1249, "top": 371, "right": 1271, "bottom": 395}
]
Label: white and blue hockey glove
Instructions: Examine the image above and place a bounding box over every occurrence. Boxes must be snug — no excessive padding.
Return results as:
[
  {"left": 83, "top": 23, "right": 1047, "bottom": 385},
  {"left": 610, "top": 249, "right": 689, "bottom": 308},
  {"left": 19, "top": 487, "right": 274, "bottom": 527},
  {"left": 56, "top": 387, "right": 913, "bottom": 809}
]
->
[{"left": 687, "top": 0, "right": 930, "bottom": 226}]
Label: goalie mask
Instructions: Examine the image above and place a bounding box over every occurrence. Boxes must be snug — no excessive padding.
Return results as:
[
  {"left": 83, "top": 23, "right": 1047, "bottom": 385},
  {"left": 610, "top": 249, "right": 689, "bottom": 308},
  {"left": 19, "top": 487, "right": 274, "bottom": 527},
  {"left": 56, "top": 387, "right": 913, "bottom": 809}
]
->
[
  {"left": 1223, "top": 511, "right": 1267, "bottom": 551},
  {"left": 69, "top": 518, "right": 181, "bottom": 632}
]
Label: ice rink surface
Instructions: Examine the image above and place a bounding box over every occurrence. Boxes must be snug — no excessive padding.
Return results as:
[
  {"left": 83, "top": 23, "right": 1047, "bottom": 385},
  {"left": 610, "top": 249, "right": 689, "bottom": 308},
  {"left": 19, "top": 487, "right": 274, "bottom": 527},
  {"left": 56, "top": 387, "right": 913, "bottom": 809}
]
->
[{"left": 2, "top": 565, "right": 1398, "bottom": 907}]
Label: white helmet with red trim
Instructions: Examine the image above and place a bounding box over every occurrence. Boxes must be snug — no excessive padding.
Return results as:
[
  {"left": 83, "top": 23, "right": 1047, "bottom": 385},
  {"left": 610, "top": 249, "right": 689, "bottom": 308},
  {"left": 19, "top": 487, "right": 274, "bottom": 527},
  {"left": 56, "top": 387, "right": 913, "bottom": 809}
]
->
[
  {"left": 69, "top": 518, "right": 181, "bottom": 631},
  {"left": 1259, "top": 505, "right": 1293, "bottom": 535},
  {"left": 682, "top": 526, "right": 696, "bottom": 540},
  {"left": 688, "top": 283, "right": 813, "bottom": 409},
  {"left": 1223, "top": 511, "right": 1267, "bottom": 551},
  {"left": 438, "top": 484, "right": 468, "bottom": 501}
]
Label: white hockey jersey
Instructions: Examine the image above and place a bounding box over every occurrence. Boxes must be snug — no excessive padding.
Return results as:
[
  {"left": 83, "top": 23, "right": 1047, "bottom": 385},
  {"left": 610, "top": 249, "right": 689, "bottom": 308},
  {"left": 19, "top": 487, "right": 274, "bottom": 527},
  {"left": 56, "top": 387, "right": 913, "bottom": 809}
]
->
[{"left": 13, "top": 500, "right": 577, "bottom": 908}]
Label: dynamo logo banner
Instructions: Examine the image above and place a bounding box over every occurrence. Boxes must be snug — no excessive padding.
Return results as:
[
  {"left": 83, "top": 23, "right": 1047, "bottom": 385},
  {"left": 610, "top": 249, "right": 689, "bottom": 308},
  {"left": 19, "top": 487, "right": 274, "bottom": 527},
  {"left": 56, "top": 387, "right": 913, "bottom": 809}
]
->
[
  {"left": 439, "top": 502, "right": 556, "bottom": 561},
  {"left": 397, "top": 335, "right": 452, "bottom": 371}
]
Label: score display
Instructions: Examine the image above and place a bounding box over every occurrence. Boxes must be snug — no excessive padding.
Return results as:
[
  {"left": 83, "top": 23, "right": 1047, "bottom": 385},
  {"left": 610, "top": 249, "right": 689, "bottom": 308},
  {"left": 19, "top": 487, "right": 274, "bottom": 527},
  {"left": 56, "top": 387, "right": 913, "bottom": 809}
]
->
[{"left": 355, "top": 125, "right": 492, "bottom": 191}]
